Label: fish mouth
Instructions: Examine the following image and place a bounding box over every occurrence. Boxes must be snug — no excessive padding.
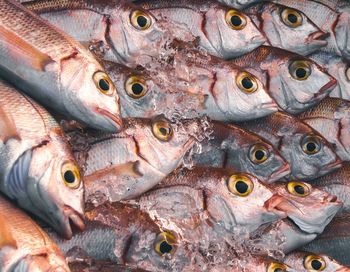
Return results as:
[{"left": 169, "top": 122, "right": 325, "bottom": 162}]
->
[
  {"left": 309, "top": 30, "right": 329, "bottom": 42},
  {"left": 268, "top": 162, "right": 291, "bottom": 183},
  {"left": 319, "top": 76, "right": 338, "bottom": 96},
  {"left": 95, "top": 108, "right": 123, "bottom": 131},
  {"left": 321, "top": 157, "right": 342, "bottom": 175},
  {"left": 63, "top": 206, "right": 85, "bottom": 239},
  {"left": 260, "top": 101, "right": 279, "bottom": 112},
  {"left": 264, "top": 194, "right": 289, "bottom": 218}
]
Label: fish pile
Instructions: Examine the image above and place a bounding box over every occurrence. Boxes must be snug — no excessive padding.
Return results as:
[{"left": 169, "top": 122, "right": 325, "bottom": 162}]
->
[{"left": 1, "top": 0, "right": 350, "bottom": 271}]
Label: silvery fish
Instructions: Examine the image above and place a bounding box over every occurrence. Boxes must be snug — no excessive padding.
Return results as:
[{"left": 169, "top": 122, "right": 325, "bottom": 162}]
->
[
  {"left": 284, "top": 251, "right": 350, "bottom": 272},
  {"left": 238, "top": 112, "right": 342, "bottom": 180},
  {"left": 216, "top": 0, "right": 260, "bottom": 9},
  {"left": 0, "top": 80, "right": 84, "bottom": 239},
  {"left": 134, "top": 0, "right": 266, "bottom": 59},
  {"left": 231, "top": 46, "right": 337, "bottom": 114},
  {"left": 23, "top": 0, "right": 170, "bottom": 66},
  {"left": 0, "top": 195, "right": 70, "bottom": 272},
  {"left": 238, "top": 257, "right": 295, "bottom": 272},
  {"left": 0, "top": 0, "right": 122, "bottom": 132},
  {"left": 137, "top": 167, "right": 287, "bottom": 245},
  {"left": 69, "top": 117, "right": 199, "bottom": 203},
  {"left": 192, "top": 120, "right": 290, "bottom": 183},
  {"left": 297, "top": 98, "right": 350, "bottom": 161},
  {"left": 303, "top": 212, "right": 350, "bottom": 266},
  {"left": 244, "top": 2, "right": 328, "bottom": 55}
]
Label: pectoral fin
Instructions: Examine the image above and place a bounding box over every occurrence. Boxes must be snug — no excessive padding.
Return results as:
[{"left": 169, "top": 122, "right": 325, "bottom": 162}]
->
[
  {"left": 0, "top": 106, "right": 20, "bottom": 143},
  {"left": 0, "top": 215, "right": 17, "bottom": 249}
]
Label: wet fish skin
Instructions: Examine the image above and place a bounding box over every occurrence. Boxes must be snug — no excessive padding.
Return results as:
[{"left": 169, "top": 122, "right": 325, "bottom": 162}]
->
[
  {"left": 297, "top": 98, "right": 350, "bottom": 161},
  {"left": 0, "top": 80, "right": 84, "bottom": 239},
  {"left": 216, "top": 0, "right": 260, "bottom": 9},
  {"left": 0, "top": 195, "right": 70, "bottom": 272},
  {"left": 134, "top": 0, "right": 266, "bottom": 59},
  {"left": 231, "top": 46, "right": 337, "bottom": 114},
  {"left": 238, "top": 111, "right": 342, "bottom": 180}
]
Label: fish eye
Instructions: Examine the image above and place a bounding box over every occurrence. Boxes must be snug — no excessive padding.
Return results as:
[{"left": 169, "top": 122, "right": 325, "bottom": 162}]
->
[
  {"left": 225, "top": 9, "right": 247, "bottom": 30},
  {"left": 93, "top": 71, "right": 115, "bottom": 95},
  {"left": 228, "top": 174, "right": 254, "bottom": 197},
  {"left": 130, "top": 10, "right": 152, "bottom": 30},
  {"left": 346, "top": 67, "right": 350, "bottom": 81},
  {"left": 268, "top": 262, "right": 288, "bottom": 272},
  {"left": 289, "top": 61, "right": 311, "bottom": 81},
  {"left": 154, "top": 232, "right": 177, "bottom": 256},
  {"left": 125, "top": 76, "right": 148, "bottom": 99},
  {"left": 61, "top": 162, "right": 81, "bottom": 189},
  {"left": 152, "top": 119, "right": 173, "bottom": 141},
  {"left": 236, "top": 72, "right": 258, "bottom": 93},
  {"left": 287, "top": 181, "right": 311, "bottom": 197},
  {"left": 304, "top": 255, "right": 326, "bottom": 271},
  {"left": 249, "top": 145, "right": 269, "bottom": 164},
  {"left": 301, "top": 135, "right": 321, "bottom": 155},
  {"left": 281, "top": 8, "right": 303, "bottom": 28}
]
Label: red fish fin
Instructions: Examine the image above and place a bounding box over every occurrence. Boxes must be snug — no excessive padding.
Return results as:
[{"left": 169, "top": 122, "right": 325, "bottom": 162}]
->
[
  {"left": 0, "top": 216, "right": 17, "bottom": 249},
  {"left": 0, "top": 106, "right": 20, "bottom": 143}
]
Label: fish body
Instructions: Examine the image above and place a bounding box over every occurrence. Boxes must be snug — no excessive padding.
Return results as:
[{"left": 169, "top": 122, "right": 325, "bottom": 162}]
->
[
  {"left": 0, "top": 80, "right": 84, "bottom": 239},
  {"left": 297, "top": 98, "right": 350, "bottom": 161},
  {"left": 0, "top": 195, "right": 70, "bottom": 272},
  {"left": 231, "top": 46, "right": 337, "bottom": 114},
  {"left": 238, "top": 111, "right": 342, "bottom": 180},
  {"left": 0, "top": 0, "right": 122, "bottom": 132}
]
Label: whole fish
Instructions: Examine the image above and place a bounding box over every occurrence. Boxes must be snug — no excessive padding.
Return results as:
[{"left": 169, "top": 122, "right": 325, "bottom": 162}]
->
[
  {"left": 231, "top": 46, "right": 337, "bottom": 114},
  {"left": 69, "top": 117, "right": 200, "bottom": 203},
  {"left": 297, "top": 98, "right": 350, "bottom": 161},
  {"left": 0, "top": 80, "right": 84, "bottom": 239},
  {"left": 244, "top": 2, "right": 328, "bottom": 55},
  {"left": 238, "top": 111, "right": 342, "bottom": 180},
  {"left": 136, "top": 167, "right": 287, "bottom": 245},
  {"left": 284, "top": 251, "right": 350, "bottom": 271},
  {"left": 0, "top": 0, "right": 122, "bottom": 132},
  {"left": 133, "top": 0, "right": 266, "bottom": 59},
  {"left": 0, "top": 195, "right": 70, "bottom": 272}
]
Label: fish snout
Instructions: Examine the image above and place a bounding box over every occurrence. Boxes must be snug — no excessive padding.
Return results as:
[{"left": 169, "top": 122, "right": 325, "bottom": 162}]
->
[
  {"left": 268, "top": 162, "right": 291, "bottom": 183},
  {"left": 95, "top": 107, "right": 123, "bottom": 132},
  {"left": 263, "top": 194, "right": 291, "bottom": 219},
  {"left": 63, "top": 206, "right": 85, "bottom": 239},
  {"left": 309, "top": 30, "right": 329, "bottom": 41}
]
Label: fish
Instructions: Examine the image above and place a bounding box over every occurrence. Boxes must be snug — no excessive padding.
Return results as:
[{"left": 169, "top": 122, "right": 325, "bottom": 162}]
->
[
  {"left": 238, "top": 111, "right": 342, "bottom": 180},
  {"left": 239, "top": 257, "right": 295, "bottom": 272},
  {"left": 133, "top": 0, "right": 266, "bottom": 59},
  {"left": 136, "top": 166, "right": 287, "bottom": 245},
  {"left": 192, "top": 120, "right": 290, "bottom": 183},
  {"left": 0, "top": 80, "right": 85, "bottom": 239},
  {"left": 284, "top": 251, "right": 350, "bottom": 271},
  {"left": 216, "top": 0, "right": 260, "bottom": 9},
  {"left": 23, "top": 0, "right": 171, "bottom": 66},
  {"left": 0, "top": 0, "right": 122, "bottom": 132},
  {"left": 303, "top": 212, "right": 350, "bottom": 266},
  {"left": 297, "top": 98, "right": 350, "bottom": 161},
  {"left": 231, "top": 46, "right": 337, "bottom": 114},
  {"left": 68, "top": 117, "right": 200, "bottom": 203},
  {"left": 0, "top": 195, "right": 70, "bottom": 272},
  {"left": 244, "top": 2, "right": 328, "bottom": 55}
]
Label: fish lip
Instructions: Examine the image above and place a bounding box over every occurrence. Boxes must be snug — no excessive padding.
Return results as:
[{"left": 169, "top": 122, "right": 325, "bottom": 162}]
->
[
  {"left": 263, "top": 194, "right": 289, "bottom": 218},
  {"left": 95, "top": 108, "right": 123, "bottom": 131},
  {"left": 267, "top": 162, "right": 291, "bottom": 183},
  {"left": 323, "top": 157, "right": 342, "bottom": 173},
  {"left": 260, "top": 101, "right": 279, "bottom": 111},
  {"left": 309, "top": 30, "right": 330, "bottom": 41},
  {"left": 319, "top": 77, "right": 338, "bottom": 96},
  {"left": 63, "top": 206, "right": 85, "bottom": 239}
]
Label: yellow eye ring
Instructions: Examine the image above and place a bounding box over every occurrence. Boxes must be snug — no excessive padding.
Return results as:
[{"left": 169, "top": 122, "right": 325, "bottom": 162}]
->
[
  {"left": 281, "top": 8, "right": 303, "bottom": 28},
  {"left": 268, "top": 262, "right": 288, "bottom": 272},
  {"left": 289, "top": 61, "right": 311, "bottom": 81},
  {"left": 304, "top": 255, "right": 326, "bottom": 271},
  {"left": 93, "top": 71, "right": 115, "bottom": 96},
  {"left": 236, "top": 72, "right": 258, "bottom": 93},
  {"left": 249, "top": 145, "right": 269, "bottom": 164},
  {"left": 152, "top": 119, "right": 173, "bottom": 142},
  {"left": 125, "top": 76, "right": 148, "bottom": 99},
  {"left": 346, "top": 67, "right": 350, "bottom": 81},
  {"left": 287, "top": 181, "right": 311, "bottom": 197},
  {"left": 225, "top": 9, "right": 247, "bottom": 30},
  {"left": 130, "top": 10, "right": 152, "bottom": 30},
  {"left": 301, "top": 135, "right": 321, "bottom": 155},
  {"left": 61, "top": 162, "right": 81, "bottom": 189},
  {"left": 228, "top": 174, "right": 254, "bottom": 197},
  {"left": 154, "top": 232, "right": 177, "bottom": 256}
]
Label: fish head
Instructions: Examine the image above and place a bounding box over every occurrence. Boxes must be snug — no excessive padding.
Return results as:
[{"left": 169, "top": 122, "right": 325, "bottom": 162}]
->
[
  {"left": 213, "top": 67, "right": 278, "bottom": 120},
  {"left": 60, "top": 55, "right": 122, "bottom": 132},
  {"left": 327, "top": 57, "right": 350, "bottom": 100},
  {"left": 219, "top": 0, "right": 260, "bottom": 9},
  {"left": 205, "top": 4, "right": 265, "bottom": 58},
  {"left": 284, "top": 251, "right": 350, "bottom": 272},
  {"left": 268, "top": 181, "right": 342, "bottom": 234},
  {"left": 256, "top": 3, "right": 327, "bottom": 55},
  {"left": 8, "top": 255, "right": 70, "bottom": 272}
]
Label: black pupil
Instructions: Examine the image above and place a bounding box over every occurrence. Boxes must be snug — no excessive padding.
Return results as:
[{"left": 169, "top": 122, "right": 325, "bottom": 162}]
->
[
  {"left": 137, "top": 15, "right": 148, "bottom": 28},
  {"left": 99, "top": 79, "right": 110, "bottom": 91},
  {"left": 132, "top": 83, "right": 144, "bottom": 95},
  {"left": 235, "top": 180, "right": 249, "bottom": 194},
  {"left": 287, "top": 13, "right": 298, "bottom": 24},
  {"left": 160, "top": 241, "right": 172, "bottom": 254},
  {"left": 242, "top": 77, "right": 253, "bottom": 89},
  {"left": 255, "top": 150, "right": 265, "bottom": 161},
  {"left": 307, "top": 142, "right": 317, "bottom": 152},
  {"left": 231, "top": 15, "right": 242, "bottom": 27},
  {"left": 294, "top": 185, "right": 305, "bottom": 195},
  {"left": 296, "top": 68, "right": 307, "bottom": 79},
  {"left": 159, "top": 127, "right": 168, "bottom": 136},
  {"left": 64, "top": 170, "right": 75, "bottom": 184},
  {"left": 311, "top": 260, "right": 322, "bottom": 270}
]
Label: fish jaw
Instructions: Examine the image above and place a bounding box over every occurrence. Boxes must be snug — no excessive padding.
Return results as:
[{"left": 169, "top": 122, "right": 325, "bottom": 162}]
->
[
  {"left": 95, "top": 107, "right": 123, "bottom": 132},
  {"left": 267, "top": 161, "right": 291, "bottom": 183},
  {"left": 62, "top": 206, "right": 86, "bottom": 239}
]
